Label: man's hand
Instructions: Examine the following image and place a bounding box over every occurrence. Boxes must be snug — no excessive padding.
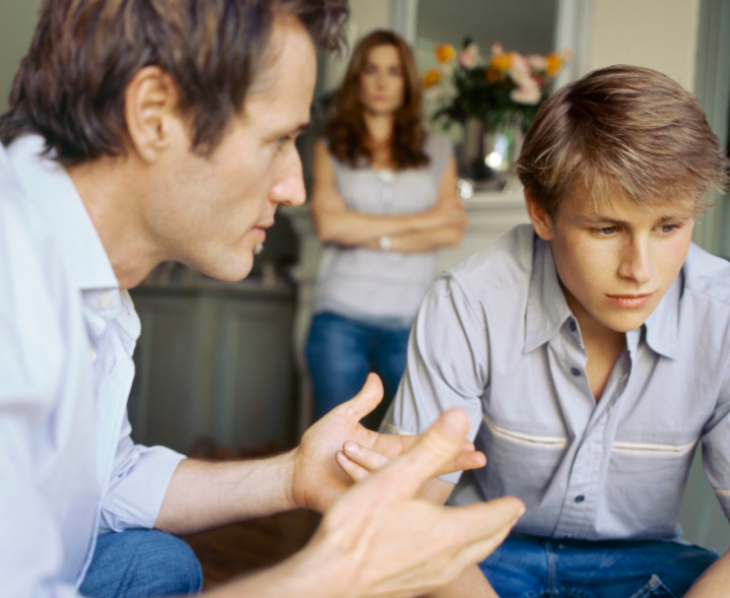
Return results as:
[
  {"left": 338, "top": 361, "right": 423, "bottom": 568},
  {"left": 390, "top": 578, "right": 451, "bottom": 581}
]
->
[
  {"left": 289, "top": 374, "right": 486, "bottom": 512},
  {"left": 299, "top": 409, "right": 523, "bottom": 598}
]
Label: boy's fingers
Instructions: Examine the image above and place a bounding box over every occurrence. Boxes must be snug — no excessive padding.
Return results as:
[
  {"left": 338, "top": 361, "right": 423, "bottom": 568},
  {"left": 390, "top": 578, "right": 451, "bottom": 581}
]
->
[
  {"left": 335, "top": 451, "right": 370, "bottom": 482},
  {"left": 342, "top": 441, "right": 391, "bottom": 473},
  {"left": 377, "top": 409, "right": 470, "bottom": 499}
]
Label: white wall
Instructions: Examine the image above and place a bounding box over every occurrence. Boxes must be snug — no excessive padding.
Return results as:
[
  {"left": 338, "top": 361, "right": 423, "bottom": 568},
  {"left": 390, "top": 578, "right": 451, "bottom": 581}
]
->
[
  {"left": 588, "top": 0, "right": 701, "bottom": 91},
  {"left": 0, "top": 0, "right": 43, "bottom": 113},
  {"left": 322, "top": 0, "right": 393, "bottom": 92}
]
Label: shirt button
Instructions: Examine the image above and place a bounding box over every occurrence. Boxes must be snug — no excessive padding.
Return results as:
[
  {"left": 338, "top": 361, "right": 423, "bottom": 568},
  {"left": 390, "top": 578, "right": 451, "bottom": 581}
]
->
[
  {"left": 575, "top": 494, "right": 585, "bottom": 503},
  {"left": 570, "top": 367, "right": 581, "bottom": 377},
  {"left": 569, "top": 319, "right": 577, "bottom": 332},
  {"left": 90, "top": 348, "right": 97, "bottom": 363},
  {"left": 98, "top": 292, "right": 114, "bottom": 309}
]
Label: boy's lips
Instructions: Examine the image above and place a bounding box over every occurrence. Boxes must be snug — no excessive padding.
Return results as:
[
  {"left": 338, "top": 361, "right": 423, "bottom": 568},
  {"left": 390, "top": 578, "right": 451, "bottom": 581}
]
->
[{"left": 605, "top": 292, "right": 655, "bottom": 308}]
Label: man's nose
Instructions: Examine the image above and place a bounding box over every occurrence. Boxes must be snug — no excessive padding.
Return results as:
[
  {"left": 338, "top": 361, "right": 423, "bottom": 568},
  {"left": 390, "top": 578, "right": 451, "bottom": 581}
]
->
[
  {"left": 270, "top": 146, "right": 306, "bottom": 207},
  {"left": 618, "top": 237, "right": 654, "bottom": 284}
]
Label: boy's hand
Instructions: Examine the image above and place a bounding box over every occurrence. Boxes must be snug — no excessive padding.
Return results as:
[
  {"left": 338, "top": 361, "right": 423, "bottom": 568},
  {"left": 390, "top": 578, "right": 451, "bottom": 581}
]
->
[{"left": 289, "top": 374, "right": 486, "bottom": 513}]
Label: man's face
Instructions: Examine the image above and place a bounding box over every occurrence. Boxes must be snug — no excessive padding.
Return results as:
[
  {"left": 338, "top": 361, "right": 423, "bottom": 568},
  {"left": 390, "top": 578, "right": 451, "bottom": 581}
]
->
[
  {"left": 533, "top": 189, "right": 695, "bottom": 335},
  {"left": 146, "top": 15, "right": 316, "bottom": 282}
]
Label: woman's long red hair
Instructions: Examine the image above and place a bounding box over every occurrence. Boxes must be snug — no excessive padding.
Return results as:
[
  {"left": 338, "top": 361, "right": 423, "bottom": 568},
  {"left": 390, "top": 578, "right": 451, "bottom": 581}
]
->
[{"left": 324, "top": 29, "right": 429, "bottom": 170}]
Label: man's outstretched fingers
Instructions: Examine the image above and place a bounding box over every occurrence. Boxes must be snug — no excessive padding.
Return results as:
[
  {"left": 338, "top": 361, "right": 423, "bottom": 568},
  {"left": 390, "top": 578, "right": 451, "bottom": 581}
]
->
[{"left": 452, "top": 496, "right": 525, "bottom": 552}]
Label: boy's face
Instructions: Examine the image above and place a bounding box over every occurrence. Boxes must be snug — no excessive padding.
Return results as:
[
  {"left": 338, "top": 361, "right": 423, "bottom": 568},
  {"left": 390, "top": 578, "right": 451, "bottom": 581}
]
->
[{"left": 529, "top": 188, "right": 696, "bottom": 335}]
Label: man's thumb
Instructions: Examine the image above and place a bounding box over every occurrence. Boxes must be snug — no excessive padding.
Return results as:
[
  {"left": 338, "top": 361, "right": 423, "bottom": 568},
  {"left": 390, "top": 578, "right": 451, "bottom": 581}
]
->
[{"left": 383, "top": 409, "right": 469, "bottom": 498}]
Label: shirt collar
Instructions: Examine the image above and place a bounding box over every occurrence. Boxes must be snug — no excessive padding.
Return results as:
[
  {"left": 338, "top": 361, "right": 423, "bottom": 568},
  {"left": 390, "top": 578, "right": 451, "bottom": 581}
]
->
[
  {"left": 524, "top": 235, "right": 574, "bottom": 353},
  {"left": 642, "top": 269, "right": 681, "bottom": 359},
  {"left": 6, "top": 135, "right": 118, "bottom": 291}
]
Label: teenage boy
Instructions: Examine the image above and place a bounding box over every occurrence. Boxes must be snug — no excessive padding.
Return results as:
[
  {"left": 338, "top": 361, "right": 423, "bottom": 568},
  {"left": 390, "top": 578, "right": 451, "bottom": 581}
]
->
[
  {"left": 0, "top": 1, "right": 524, "bottom": 597},
  {"left": 380, "top": 65, "right": 729, "bottom": 598}
]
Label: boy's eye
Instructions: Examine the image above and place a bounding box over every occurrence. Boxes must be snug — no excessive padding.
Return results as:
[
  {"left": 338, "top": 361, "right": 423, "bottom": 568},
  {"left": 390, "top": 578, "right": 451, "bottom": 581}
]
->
[
  {"left": 595, "top": 226, "right": 618, "bottom": 235},
  {"left": 660, "top": 223, "right": 679, "bottom": 233}
]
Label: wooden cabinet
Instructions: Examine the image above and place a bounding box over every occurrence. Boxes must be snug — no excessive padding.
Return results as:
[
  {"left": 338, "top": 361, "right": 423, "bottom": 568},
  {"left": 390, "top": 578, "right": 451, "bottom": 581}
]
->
[{"left": 128, "top": 282, "right": 298, "bottom": 454}]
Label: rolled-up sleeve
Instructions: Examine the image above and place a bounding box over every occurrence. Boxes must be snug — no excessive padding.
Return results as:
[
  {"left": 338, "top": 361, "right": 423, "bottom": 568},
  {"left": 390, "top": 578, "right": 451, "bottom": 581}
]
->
[
  {"left": 383, "top": 273, "right": 489, "bottom": 483},
  {"left": 99, "top": 413, "right": 185, "bottom": 533}
]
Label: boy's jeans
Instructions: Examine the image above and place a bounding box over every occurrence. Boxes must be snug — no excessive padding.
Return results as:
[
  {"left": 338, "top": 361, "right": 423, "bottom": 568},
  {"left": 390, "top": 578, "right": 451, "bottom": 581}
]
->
[
  {"left": 79, "top": 529, "right": 203, "bottom": 598},
  {"left": 479, "top": 534, "right": 717, "bottom": 598}
]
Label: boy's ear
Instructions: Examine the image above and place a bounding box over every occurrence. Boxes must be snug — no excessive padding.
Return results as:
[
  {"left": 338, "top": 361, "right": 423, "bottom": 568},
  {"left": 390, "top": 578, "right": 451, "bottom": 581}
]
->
[
  {"left": 124, "top": 66, "right": 186, "bottom": 163},
  {"left": 524, "top": 189, "right": 555, "bottom": 241}
]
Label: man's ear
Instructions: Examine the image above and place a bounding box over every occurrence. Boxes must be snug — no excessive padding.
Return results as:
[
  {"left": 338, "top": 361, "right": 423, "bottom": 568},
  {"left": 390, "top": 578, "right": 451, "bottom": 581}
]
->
[
  {"left": 124, "top": 66, "right": 185, "bottom": 163},
  {"left": 524, "top": 189, "right": 555, "bottom": 241}
]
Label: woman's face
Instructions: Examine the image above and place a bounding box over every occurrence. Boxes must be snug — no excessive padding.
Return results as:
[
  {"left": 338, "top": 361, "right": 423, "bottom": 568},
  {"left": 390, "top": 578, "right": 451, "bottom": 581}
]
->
[{"left": 358, "top": 44, "right": 405, "bottom": 116}]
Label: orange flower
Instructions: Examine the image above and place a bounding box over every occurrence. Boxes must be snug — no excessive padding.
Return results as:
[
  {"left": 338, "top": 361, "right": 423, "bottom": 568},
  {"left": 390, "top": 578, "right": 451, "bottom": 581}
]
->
[
  {"left": 545, "top": 52, "right": 562, "bottom": 76},
  {"left": 490, "top": 53, "right": 511, "bottom": 72},
  {"left": 435, "top": 44, "right": 456, "bottom": 63},
  {"left": 422, "top": 68, "right": 441, "bottom": 88}
]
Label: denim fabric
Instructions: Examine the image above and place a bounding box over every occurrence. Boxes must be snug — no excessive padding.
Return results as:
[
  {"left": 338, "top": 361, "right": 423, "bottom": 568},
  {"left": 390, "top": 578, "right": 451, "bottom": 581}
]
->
[
  {"left": 479, "top": 534, "right": 717, "bottom": 598},
  {"left": 306, "top": 312, "right": 411, "bottom": 429},
  {"left": 78, "top": 530, "right": 203, "bottom": 598}
]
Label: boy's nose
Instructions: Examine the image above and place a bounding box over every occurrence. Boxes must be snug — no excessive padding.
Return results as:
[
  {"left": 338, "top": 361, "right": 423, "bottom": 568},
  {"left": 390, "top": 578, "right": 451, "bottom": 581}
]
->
[{"left": 618, "top": 239, "right": 654, "bottom": 284}]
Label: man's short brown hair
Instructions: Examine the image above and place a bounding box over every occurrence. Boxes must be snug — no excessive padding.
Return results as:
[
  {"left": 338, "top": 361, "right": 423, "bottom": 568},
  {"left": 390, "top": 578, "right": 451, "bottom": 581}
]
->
[
  {"left": 0, "top": 0, "right": 348, "bottom": 166},
  {"left": 516, "top": 65, "right": 727, "bottom": 216}
]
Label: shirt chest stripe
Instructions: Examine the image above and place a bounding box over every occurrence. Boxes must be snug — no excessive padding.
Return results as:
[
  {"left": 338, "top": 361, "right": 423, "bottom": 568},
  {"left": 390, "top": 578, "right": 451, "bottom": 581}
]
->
[
  {"left": 483, "top": 414, "right": 567, "bottom": 449},
  {"left": 381, "top": 421, "right": 414, "bottom": 435},
  {"left": 611, "top": 439, "right": 696, "bottom": 457}
]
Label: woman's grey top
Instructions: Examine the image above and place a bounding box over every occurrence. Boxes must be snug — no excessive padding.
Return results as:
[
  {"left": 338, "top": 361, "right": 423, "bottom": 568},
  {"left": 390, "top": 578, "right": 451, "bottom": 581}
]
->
[{"left": 311, "top": 133, "right": 453, "bottom": 325}]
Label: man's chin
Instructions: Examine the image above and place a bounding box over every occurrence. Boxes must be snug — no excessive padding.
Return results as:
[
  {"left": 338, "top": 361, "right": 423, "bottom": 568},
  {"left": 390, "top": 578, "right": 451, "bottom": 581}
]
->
[{"left": 191, "top": 256, "right": 254, "bottom": 283}]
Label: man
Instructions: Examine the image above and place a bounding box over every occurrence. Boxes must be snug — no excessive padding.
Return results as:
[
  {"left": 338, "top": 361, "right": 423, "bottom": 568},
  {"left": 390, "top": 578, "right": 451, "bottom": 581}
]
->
[
  {"left": 0, "top": 1, "right": 524, "bottom": 597},
  {"left": 372, "top": 65, "right": 730, "bottom": 598}
]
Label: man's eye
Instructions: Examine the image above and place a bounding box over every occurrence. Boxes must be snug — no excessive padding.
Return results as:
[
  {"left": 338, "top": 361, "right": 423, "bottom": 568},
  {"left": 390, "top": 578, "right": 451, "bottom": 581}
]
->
[{"left": 660, "top": 224, "right": 679, "bottom": 233}]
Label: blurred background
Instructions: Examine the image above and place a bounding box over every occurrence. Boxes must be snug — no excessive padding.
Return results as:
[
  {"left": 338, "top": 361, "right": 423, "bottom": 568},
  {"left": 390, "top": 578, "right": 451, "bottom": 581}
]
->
[{"left": 1, "top": 0, "right": 728, "bottom": 557}]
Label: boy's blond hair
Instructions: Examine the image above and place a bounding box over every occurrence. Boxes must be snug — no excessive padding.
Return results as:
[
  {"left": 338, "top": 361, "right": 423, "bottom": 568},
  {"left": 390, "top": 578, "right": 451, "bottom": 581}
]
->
[{"left": 516, "top": 65, "right": 727, "bottom": 216}]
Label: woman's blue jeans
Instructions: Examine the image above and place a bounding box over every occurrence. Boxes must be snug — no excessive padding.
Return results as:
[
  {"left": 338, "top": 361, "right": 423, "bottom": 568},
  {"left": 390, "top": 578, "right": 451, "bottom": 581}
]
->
[
  {"left": 79, "top": 530, "right": 203, "bottom": 598},
  {"left": 479, "top": 534, "right": 718, "bottom": 598},
  {"left": 306, "top": 312, "right": 411, "bottom": 429}
]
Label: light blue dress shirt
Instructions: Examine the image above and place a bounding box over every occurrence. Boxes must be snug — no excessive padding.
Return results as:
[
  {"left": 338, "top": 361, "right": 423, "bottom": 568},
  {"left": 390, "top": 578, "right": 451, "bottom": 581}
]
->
[
  {"left": 385, "top": 224, "right": 730, "bottom": 541},
  {"left": 0, "top": 136, "right": 185, "bottom": 597}
]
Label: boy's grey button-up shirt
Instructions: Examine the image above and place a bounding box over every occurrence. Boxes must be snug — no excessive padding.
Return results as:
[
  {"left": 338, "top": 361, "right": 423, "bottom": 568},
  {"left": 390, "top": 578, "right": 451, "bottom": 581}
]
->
[{"left": 384, "top": 224, "right": 730, "bottom": 541}]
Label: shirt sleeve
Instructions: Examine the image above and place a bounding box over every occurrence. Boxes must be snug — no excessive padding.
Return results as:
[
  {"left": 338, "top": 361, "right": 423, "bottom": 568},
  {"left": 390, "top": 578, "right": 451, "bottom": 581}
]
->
[
  {"left": 383, "top": 273, "right": 489, "bottom": 483},
  {"left": 700, "top": 357, "right": 730, "bottom": 518},
  {"left": 98, "top": 413, "right": 186, "bottom": 533}
]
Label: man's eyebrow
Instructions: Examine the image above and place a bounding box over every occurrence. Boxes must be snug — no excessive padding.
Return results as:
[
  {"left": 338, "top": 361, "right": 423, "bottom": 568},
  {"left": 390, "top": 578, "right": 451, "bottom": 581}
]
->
[{"left": 287, "top": 122, "right": 311, "bottom": 136}]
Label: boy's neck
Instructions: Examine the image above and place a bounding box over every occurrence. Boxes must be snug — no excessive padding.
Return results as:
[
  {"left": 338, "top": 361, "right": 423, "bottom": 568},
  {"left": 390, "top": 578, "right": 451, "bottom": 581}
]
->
[{"left": 561, "top": 281, "right": 627, "bottom": 402}]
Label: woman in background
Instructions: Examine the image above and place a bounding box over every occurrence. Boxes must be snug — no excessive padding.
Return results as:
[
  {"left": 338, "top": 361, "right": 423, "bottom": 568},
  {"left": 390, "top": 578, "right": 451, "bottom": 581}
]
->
[{"left": 307, "top": 29, "right": 466, "bottom": 429}]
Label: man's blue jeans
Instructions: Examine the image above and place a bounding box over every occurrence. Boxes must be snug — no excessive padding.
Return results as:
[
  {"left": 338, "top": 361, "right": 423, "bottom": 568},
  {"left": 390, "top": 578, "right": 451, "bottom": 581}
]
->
[
  {"left": 306, "top": 312, "right": 411, "bottom": 429},
  {"left": 479, "top": 534, "right": 718, "bottom": 598},
  {"left": 79, "top": 530, "right": 203, "bottom": 598}
]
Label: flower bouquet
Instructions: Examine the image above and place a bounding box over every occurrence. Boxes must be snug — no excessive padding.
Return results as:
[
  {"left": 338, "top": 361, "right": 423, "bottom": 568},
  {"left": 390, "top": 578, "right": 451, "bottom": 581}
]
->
[{"left": 423, "top": 39, "right": 569, "bottom": 182}]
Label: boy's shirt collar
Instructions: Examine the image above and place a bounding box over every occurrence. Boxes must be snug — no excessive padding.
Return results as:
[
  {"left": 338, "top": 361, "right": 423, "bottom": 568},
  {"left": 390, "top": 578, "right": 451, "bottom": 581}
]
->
[
  {"left": 524, "top": 236, "right": 573, "bottom": 353},
  {"left": 642, "top": 271, "right": 681, "bottom": 359},
  {"left": 523, "top": 234, "right": 681, "bottom": 359}
]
